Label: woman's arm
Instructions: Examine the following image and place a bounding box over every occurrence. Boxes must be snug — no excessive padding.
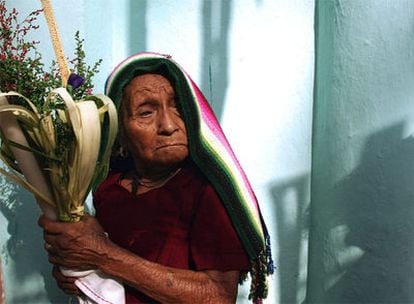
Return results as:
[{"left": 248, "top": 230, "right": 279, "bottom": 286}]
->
[{"left": 39, "top": 215, "right": 239, "bottom": 304}]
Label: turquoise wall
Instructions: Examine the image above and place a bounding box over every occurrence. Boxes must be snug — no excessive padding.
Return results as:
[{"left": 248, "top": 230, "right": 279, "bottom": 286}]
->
[
  {"left": 308, "top": 0, "right": 414, "bottom": 303},
  {"left": 0, "top": 0, "right": 315, "bottom": 303}
]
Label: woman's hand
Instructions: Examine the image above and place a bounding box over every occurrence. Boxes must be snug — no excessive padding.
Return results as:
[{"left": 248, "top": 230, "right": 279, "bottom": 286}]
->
[
  {"left": 38, "top": 214, "right": 112, "bottom": 270},
  {"left": 39, "top": 215, "right": 239, "bottom": 303},
  {"left": 52, "top": 265, "right": 81, "bottom": 296}
]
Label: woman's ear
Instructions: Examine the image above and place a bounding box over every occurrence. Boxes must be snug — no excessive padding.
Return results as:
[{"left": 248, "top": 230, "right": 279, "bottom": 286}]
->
[{"left": 117, "top": 120, "right": 129, "bottom": 158}]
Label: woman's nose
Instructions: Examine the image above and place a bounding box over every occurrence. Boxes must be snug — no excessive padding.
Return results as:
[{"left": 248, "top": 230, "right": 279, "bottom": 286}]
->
[{"left": 158, "top": 109, "right": 178, "bottom": 135}]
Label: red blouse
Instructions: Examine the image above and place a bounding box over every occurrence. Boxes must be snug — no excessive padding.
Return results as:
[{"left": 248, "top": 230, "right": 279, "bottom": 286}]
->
[{"left": 93, "top": 162, "right": 249, "bottom": 303}]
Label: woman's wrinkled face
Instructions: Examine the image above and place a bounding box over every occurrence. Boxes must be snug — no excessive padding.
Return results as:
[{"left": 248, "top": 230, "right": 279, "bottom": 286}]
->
[{"left": 121, "top": 74, "right": 188, "bottom": 172}]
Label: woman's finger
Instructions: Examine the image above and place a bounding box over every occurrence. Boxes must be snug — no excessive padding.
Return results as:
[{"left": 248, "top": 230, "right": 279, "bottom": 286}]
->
[
  {"left": 43, "top": 233, "right": 57, "bottom": 246},
  {"left": 44, "top": 242, "right": 52, "bottom": 251},
  {"left": 52, "top": 265, "right": 80, "bottom": 295}
]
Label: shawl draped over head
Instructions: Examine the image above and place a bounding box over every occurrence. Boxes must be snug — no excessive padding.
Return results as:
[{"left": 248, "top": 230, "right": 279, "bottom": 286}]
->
[{"left": 104, "top": 52, "right": 274, "bottom": 303}]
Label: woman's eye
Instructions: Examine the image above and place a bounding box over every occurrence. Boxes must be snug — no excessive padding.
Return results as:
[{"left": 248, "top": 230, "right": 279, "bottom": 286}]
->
[
  {"left": 171, "top": 105, "right": 182, "bottom": 117},
  {"left": 170, "top": 99, "right": 178, "bottom": 108},
  {"left": 139, "top": 110, "right": 153, "bottom": 117}
]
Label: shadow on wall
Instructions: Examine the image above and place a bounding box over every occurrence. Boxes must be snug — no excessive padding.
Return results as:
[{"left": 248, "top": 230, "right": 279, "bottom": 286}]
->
[
  {"left": 270, "top": 174, "right": 310, "bottom": 304},
  {"left": 200, "top": 0, "right": 231, "bottom": 121},
  {"left": 128, "top": 0, "right": 147, "bottom": 55},
  {"left": 0, "top": 182, "right": 65, "bottom": 303},
  {"left": 322, "top": 123, "right": 414, "bottom": 303}
]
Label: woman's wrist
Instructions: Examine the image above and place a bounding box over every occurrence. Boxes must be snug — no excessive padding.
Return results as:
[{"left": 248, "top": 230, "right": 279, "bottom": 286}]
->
[{"left": 96, "top": 238, "right": 128, "bottom": 275}]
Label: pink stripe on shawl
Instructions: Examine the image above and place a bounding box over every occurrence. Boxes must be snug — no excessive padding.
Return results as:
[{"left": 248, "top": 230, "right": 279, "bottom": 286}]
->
[{"left": 186, "top": 76, "right": 261, "bottom": 217}]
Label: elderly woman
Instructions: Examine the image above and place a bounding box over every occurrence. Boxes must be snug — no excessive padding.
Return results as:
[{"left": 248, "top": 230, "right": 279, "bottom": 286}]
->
[{"left": 39, "top": 52, "right": 272, "bottom": 303}]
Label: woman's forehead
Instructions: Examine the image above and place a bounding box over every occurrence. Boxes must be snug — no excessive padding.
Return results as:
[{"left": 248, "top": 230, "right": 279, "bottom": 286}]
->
[
  {"left": 121, "top": 74, "right": 176, "bottom": 113},
  {"left": 126, "top": 73, "right": 174, "bottom": 95}
]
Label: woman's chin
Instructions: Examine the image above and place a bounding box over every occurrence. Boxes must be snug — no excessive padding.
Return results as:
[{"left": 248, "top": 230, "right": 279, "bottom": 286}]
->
[{"left": 152, "top": 149, "right": 189, "bottom": 168}]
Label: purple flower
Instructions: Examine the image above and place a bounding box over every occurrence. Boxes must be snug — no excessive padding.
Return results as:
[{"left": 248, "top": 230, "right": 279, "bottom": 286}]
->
[{"left": 68, "top": 73, "right": 85, "bottom": 90}]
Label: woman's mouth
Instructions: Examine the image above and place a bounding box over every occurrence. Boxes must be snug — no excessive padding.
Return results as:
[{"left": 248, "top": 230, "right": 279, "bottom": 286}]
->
[{"left": 156, "top": 143, "right": 187, "bottom": 150}]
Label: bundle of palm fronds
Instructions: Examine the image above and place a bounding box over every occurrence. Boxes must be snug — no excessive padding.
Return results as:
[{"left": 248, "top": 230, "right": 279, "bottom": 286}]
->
[
  {"left": 0, "top": 1, "right": 118, "bottom": 222},
  {"left": 0, "top": 90, "right": 117, "bottom": 222}
]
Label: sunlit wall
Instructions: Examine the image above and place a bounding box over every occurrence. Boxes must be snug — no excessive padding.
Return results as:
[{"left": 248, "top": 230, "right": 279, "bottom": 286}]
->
[{"left": 0, "top": 1, "right": 315, "bottom": 303}]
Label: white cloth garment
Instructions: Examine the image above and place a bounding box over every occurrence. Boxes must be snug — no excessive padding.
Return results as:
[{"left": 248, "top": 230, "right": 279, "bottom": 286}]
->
[{"left": 60, "top": 268, "right": 125, "bottom": 304}]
